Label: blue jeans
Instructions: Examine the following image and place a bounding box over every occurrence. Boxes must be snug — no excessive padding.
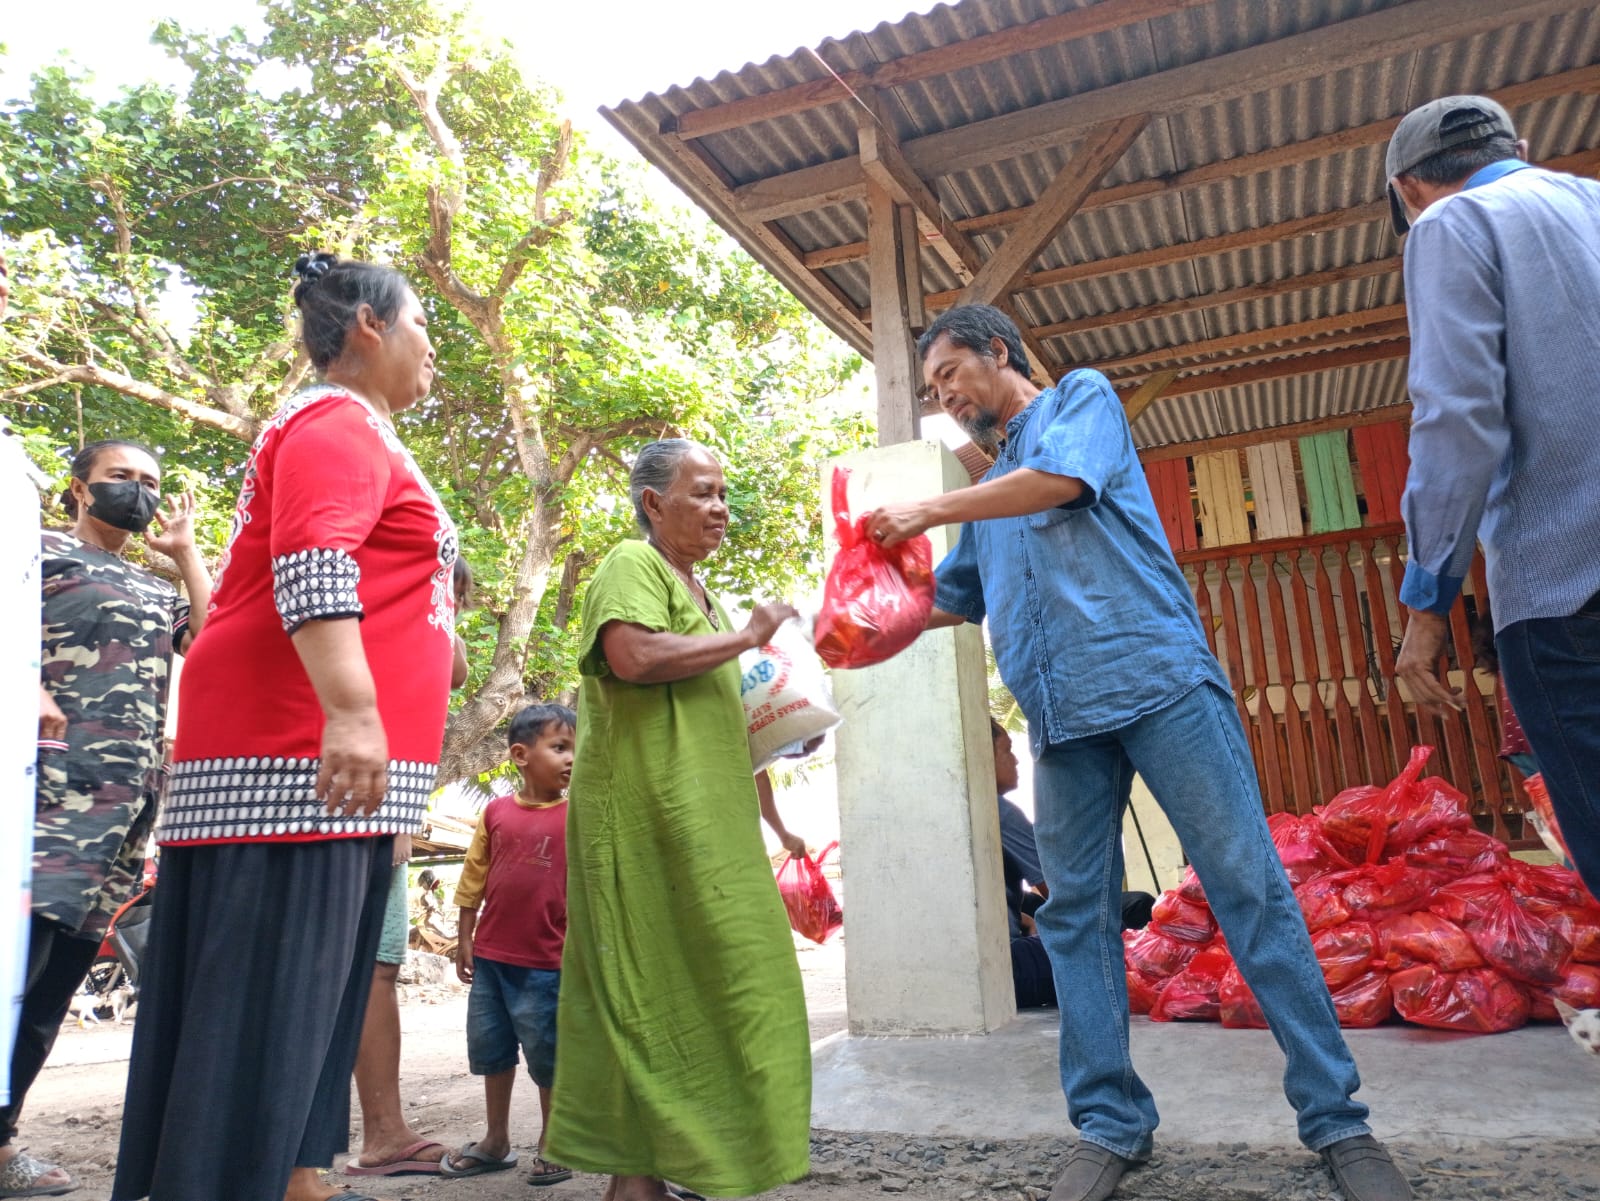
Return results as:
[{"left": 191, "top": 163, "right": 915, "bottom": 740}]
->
[
  {"left": 1031, "top": 682, "right": 1370, "bottom": 1159},
  {"left": 466, "top": 958, "right": 560, "bottom": 1087},
  {"left": 1498, "top": 590, "right": 1600, "bottom": 898}
]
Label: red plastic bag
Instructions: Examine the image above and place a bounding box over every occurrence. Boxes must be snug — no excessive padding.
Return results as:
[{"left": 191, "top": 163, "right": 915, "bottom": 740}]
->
[
  {"left": 1333, "top": 862, "right": 1436, "bottom": 922},
  {"left": 1295, "top": 876, "right": 1352, "bottom": 933},
  {"left": 1177, "top": 866, "right": 1208, "bottom": 904},
  {"left": 1545, "top": 905, "right": 1600, "bottom": 965},
  {"left": 1391, "top": 965, "right": 1529, "bottom": 1033},
  {"left": 1376, "top": 912, "right": 1484, "bottom": 972},
  {"left": 1529, "top": 964, "right": 1600, "bottom": 1021},
  {"left": 1123, "top": 925, "right": 1199, "bottom": 980},
  {"left": 1312, "top": 922, "right": 1379, "bottom": 991},
  {"left": 1404, "top": 828, "right": 1508, "bottom": 877},
  {"left": 1331, "top": 971, "right": 1394, "bottom": 1028},
  {"left": 1127, "top": 969, "right": 1165, "bottom": 1015},
  {"left": 1149, "top": 892, "right": 1217, "bottom": 944},
  {"left": 1500, "top": 860, "right": 1594, "bottom": 909},
  {"left": 1268, "top": 812, "right": 1351, "bottom": 887},
  {"left": 1430, "top": 874, "right": 1506, "bottom": 925},
  {"left": 1524, "top": 773, "right": 1572, "bottom": 861},
  {"left": 814, "top": 467, "right": 936, "bottom": 669},
  {"left": 776, "top": 841, "right": 843, "bottom": 944},
  {"left": 1150, "top": 947, "right": 1232, "bottom": 1022},
  {"left": 1463, "top": 885, "right": 1571, "bottom": 987},
  {"left": 1219, "top": 965, "right": 1268, "bottom": 1029},
  {"left": 1316, "top": 746, "right": 1470, "bottom": 863}
]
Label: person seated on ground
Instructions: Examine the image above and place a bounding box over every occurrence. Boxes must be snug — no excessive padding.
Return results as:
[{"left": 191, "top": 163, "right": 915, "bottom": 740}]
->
[
  {"left": 991, "top": 720, "right": 1153, "bottom": 1009},
  {"left": 342, "top": 560, "right": 479, "bottom": 1178},
  {"left": 445, "top": 703, "right": 576, "bottom": 1185}
]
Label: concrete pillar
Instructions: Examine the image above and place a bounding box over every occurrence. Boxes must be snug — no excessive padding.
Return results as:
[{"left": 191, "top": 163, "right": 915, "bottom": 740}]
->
[{"left": 825, "top": 440, "right": 1016, "bottom": 1035}]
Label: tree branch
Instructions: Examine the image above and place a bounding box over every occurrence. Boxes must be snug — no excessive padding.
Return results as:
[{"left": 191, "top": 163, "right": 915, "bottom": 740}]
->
[{"left": 14, "top": 349, "right": 258, "bottom": 442}]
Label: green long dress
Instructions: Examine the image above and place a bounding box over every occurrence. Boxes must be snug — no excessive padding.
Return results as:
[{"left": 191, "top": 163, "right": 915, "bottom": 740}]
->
[{"left": 545, "top": 539, "right": 811, "bottom": 1196}]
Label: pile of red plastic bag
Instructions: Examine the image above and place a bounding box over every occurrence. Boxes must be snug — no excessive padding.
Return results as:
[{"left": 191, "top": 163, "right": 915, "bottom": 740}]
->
[{"left": 1124, "top": 746, "right": 1600, "bottom": 1034}]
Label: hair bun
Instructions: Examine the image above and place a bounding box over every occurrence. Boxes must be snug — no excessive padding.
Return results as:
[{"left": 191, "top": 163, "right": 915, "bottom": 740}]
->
[{"left": 293, "top": 252, "right": 337, "bottom": 281}]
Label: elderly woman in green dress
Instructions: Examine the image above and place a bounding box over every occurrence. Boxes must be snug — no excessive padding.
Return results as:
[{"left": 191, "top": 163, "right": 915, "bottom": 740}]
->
[{"left": 545, "top": 440, "right": 809, "bottom": 1200}]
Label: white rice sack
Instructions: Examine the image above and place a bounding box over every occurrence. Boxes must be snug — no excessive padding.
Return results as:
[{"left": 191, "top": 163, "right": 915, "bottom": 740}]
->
[{"left": 739, "top": 618, "right": 842, "bottom": 773}]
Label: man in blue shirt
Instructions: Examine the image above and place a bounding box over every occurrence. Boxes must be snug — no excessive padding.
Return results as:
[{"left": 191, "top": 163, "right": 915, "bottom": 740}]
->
[
  {"left": 866, "top": 305, "right": 1408, "bottom": 1201},
  {"left": 1388, "top": 95, "right": 1600, "bottom": 899}
]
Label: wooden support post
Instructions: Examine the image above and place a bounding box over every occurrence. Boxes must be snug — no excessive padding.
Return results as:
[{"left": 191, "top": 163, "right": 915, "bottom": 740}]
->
[
  {"left": 956, "top": 114, "right": 1150, "bottom": 307},
  {"left": 867, "top": 179, "right": 922, "bottom": 446},
  {"left": 1121, "top": 368, "right": 1178, "bottom": 425},
  {"left": 898, "top": 204, "right": 927, "bottom": 334}
]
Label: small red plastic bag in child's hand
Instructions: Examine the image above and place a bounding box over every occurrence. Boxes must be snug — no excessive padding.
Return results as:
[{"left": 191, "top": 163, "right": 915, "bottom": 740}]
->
[
  {"left": 776, "top": 841, "right": 843, "bottom": 944},
  {"left": 814, "top": 467, "right": 936, "bottom": 669}
]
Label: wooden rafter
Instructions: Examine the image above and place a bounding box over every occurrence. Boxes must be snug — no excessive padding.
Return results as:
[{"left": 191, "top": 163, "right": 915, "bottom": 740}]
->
[
  {"left": 1140, "top": 405, "right": 1412, "bottom": 464},
  {"left": 792, "top": 62, "right": 1600, "bottom": 262},
  {"left": 1110, "top": 320, "right": 1411, "bottom": 383},
  {"left": 1034, "top": 257, "right": 1400, "bottom": 341},
  {"left": 670, "top": 0, "right": 1211, "bottom": 140},
  {"left": 956, "top": 114, "right": 1150, "bottom": 306},
  {"left": 728, "top": 0, "right": 1590, "bottom": 222},
  {"left": 1118, "top": 339, "right": 1412, "bottom": 406},
  {"left": 1121, "top": 369, "right": 1179, "bottom": 424},
  {"left": 1096, "top": 305, "right": 1410, "bottom": 377}
]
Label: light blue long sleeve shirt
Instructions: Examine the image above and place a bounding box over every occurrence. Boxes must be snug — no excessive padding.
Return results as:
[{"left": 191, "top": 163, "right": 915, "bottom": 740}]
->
[{"left": 1399, "top": 162, "right": 1600, "bottom": 630}]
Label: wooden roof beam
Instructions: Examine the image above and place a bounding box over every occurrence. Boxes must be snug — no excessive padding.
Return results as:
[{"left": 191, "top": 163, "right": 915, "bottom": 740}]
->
[
  {"left": 854, "top": 92, "right": 1060, "bottom": 383},
  {"left": 956, "top": 114, "right": 1150, "bottom": 306},
  {"left": 1097, "top": 304, "right": 1410, "bottom": 377},
  {"left": 729, "top": 0, "right": 1593, "bottom": 223},
  {"left": 670, "top": 0, "right": 1210, "bottom": 141},
  {"left": 928, "top": 199, "right": 1389, "bottom": 312},
  {"left": 1120, "top": 339, "right": 1412, "bottom": 409},
  {"left": 1121, "top": 368, "right": 1179, "bottom": 424},
  {"left": 796, "top": 62, "right": 1600, "bottom": 264}
]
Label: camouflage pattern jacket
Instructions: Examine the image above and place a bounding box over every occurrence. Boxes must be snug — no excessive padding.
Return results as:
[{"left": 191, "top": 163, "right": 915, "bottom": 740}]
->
[{"left": 37, "top": 531, "right": 188, "bottom": 936}]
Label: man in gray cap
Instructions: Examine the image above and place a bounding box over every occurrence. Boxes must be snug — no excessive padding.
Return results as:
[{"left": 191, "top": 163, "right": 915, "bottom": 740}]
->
[{"left": 1387, "top": 95, "right": 1600, "bottom": 900}]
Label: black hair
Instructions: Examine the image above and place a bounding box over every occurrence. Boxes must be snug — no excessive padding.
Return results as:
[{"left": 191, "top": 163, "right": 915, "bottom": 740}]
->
[
  {"left": 291, "top": 252, "right": 413, "bottom": 371},
  {"left": 916, "top": 304, "right": 1032, "bottom": 380},
  {"left": 508, "top": 702, "right": 577, "bottom": 748},
  {"left": 1400, "top": 133, "right": 1519, "bottom": 187},
  {"left": 60, "top": 438, "right": 157, "bottom": 518},
  {"left": 629, "top": 439, "right": 709, "bottom": 532},
  {"left": 453, "top": 556, "right": 474, "bottom": 609},
  {"left": 990, "top": 717, "right": 1006, "bottom": 740},
  {"left": 1468, "top": 601, "right": 1499, "bottom": 675}
]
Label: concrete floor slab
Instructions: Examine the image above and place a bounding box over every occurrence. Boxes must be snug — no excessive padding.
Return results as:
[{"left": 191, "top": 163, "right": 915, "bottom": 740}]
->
[{"left": 812, "top": 1010, "right": 1600, "bottom": 1147}]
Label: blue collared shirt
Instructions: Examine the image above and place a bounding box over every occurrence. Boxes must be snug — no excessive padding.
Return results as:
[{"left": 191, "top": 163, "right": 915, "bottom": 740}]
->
[
  {"left": 1400, "top": 162, "right": 1600, "bottom": 628},
  {"left": 934, "top": 370, "right": 1228, "bottom": 751}
]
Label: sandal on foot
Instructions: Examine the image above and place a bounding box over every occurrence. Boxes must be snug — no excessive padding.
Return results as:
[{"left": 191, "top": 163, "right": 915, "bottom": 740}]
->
[
  {"left": 0, "top": 1151, "right": 76, "bottom": 1199},
  {"left": 345, "top": 1138, "right": 448, "bottom": 1176},
  {"left": 439, "top": 1142, "right": 519, "bottom": 1178},
  {"left": 525, "top": 1155, "right": 573, "bottom": 1186}
]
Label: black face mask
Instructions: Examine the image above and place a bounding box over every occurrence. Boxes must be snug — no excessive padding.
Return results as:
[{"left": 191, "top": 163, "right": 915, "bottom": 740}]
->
[{"left": 84, "top": 480, "right": 160, "bottom": 533}]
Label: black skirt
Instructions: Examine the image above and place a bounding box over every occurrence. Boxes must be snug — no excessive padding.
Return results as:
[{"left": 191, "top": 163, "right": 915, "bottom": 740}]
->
[{"left": 111, "top": 836, "right": 392, "bottom": 1201}]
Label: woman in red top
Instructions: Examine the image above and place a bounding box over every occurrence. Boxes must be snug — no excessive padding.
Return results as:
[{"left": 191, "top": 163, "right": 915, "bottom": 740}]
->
[{"left": 113, "top": 254, "right": 456, "bottom": 1201}]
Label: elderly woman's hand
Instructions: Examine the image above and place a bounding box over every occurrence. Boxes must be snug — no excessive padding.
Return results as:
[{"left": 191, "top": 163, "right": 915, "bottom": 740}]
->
[{"left": 743, "top": 601, "right": 799, "bottom": 648}]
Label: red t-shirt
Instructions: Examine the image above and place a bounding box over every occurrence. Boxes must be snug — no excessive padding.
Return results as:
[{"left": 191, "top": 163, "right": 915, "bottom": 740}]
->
[
  {"left": 466, "top": 795, "right": 568, "bottom": 970},
  {"left": 157, "top": 386, "right": 457, "bottom": 845}
]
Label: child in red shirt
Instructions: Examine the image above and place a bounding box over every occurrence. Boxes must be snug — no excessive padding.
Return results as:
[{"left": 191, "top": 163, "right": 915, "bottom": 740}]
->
[{"left": 442, "top": 704, "right": 575, "bottom": 1184}]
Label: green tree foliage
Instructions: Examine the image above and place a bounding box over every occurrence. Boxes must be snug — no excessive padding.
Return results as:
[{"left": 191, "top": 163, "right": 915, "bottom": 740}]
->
[{"left": 1, "top": 0, "right": 869, "bottom": 780}]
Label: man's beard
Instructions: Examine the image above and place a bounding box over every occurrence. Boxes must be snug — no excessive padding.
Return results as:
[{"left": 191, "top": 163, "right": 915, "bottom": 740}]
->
[{"left": 958, "top": 405, "right": 1003, "bottom": 456}]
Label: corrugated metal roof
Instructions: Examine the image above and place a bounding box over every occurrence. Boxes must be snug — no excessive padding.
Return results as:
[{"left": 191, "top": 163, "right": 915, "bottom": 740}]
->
[{"left": 604, "top": 0, "right": 1600, "bottom": 448}]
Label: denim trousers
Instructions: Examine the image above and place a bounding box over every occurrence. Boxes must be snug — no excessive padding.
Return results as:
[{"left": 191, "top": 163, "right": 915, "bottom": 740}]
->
[
  {"left": 1031, "top": 682, "right": 1370, "bottom": 1159},
  {"left": 1497, "top": 590, "right": 1600, "bottom": 898}
]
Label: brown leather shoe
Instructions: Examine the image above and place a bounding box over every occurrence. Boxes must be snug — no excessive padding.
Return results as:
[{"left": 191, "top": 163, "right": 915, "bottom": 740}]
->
[
  {"left": 1321, "top": 1135, "right": 1413, "bottom": 1201},
  {"left": 1047, "top": 1143, "right": 1132, "bottom": 1201}
]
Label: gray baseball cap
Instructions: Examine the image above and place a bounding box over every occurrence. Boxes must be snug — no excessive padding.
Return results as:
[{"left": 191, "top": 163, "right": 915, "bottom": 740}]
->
[{"left": 1384, "top": 95, "right": 1517, "bottom": 235}]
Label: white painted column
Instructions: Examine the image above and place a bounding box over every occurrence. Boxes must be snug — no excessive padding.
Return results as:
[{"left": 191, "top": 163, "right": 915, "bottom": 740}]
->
[{"left": 825, "top": 440, "right": 1016, "bottom": 1035}]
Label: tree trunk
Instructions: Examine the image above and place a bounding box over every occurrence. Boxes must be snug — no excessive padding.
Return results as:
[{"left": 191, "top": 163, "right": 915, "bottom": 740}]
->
[{"left": 437, "top": 493, "right": 562, "bottom": 783}]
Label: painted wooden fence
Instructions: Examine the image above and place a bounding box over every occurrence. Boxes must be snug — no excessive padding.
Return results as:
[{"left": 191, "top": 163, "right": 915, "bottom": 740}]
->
[{"left": 1142, "top": 417, "right": 1529, "bottom": 845}]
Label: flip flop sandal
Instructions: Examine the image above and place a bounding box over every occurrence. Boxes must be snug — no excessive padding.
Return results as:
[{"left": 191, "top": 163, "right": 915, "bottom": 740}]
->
[
  {"left": 439, "top": 1142, "right": 519, "bottom": 1178},
  {"left": 525, "top": 1156, "right": 574, "bottom": 1186},
  {"left": 0, "top": 1151, "right": 75, "bottom": 1198},
  {"left": 344, "top": 1138, "right": 448, "bottom": 1176},
  {"left": 666, "top": 1185, "right": 706, "bottom": 1201}
]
